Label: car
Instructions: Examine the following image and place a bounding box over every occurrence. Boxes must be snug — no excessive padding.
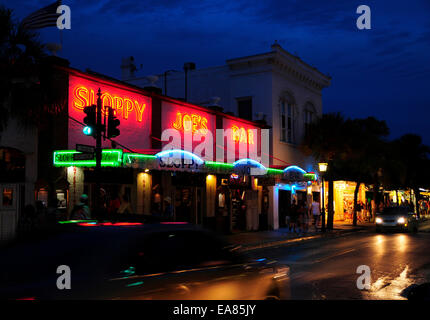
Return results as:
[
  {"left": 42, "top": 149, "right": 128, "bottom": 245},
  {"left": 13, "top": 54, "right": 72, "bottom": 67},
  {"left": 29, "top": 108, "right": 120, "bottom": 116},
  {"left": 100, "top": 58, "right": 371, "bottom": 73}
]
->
[
  {"left": 375, "top": 206, "right": 419, "bottom": 233},
  {"left": 0, "top": 221, "right": 290, "bottom": 300}
]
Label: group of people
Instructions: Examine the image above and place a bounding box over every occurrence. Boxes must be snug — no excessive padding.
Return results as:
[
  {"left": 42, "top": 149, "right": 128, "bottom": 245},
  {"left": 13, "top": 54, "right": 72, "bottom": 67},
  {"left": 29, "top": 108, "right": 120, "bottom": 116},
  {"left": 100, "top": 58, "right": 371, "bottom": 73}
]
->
[
  {"left": 285, "top": 199, "right": 322, "bottom": 233},
  {"left": 69, "top": 190, "right": 133, "bottom": 220}
]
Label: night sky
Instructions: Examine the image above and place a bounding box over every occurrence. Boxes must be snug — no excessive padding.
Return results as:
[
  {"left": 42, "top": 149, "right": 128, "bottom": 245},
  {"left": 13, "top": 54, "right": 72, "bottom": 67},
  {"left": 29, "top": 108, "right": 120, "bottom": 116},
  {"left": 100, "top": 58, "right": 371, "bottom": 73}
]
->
[{"left": 5, "top": 0, "right": 430, "bottom": 144}]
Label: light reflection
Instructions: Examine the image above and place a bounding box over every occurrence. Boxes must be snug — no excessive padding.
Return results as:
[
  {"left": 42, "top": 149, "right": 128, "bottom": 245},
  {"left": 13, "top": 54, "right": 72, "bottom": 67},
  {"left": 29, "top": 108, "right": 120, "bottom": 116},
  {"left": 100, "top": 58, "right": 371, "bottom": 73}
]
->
[
  {"left": 373, "top": 235, "right": 385, "bottom": 258},
  {"left": 367, "top": 266, "right": 412, "bottom": 300},
  {"left": 396, "top": 234, "right": 408, "bottom": 253}
]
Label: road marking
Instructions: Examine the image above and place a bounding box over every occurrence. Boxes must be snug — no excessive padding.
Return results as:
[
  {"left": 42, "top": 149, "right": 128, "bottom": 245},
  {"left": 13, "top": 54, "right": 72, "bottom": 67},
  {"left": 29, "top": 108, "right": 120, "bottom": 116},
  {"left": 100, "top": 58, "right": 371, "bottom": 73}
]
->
[{"left": 314, "top": 248, "right": 357, "bottom": 263}]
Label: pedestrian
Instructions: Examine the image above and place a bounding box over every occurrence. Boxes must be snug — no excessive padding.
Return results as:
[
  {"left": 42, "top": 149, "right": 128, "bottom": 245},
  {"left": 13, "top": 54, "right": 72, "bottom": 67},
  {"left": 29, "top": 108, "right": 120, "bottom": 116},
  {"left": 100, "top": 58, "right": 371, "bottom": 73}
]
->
[
  {"left": 311, "top": 199, "right": 321, "bottom": 231},
  {"left": 303, "top": 201, "right": 311, "bottom": 233},
  {"left": 297, "top": 200, "right": 306, "bottom": 233},
  {"left": 70, "top": 194, "right": 91, "bottom": 220},
  {"left": 289, "top": 200, "right": 299, "bottom": 233}
]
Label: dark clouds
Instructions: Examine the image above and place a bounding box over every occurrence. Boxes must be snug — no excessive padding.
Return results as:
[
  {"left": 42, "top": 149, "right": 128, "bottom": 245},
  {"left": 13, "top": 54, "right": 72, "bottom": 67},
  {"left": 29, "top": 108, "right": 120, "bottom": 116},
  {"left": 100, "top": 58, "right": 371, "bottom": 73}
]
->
[{"left": 4, "top": 0, "right": 430, "bottom": 143}]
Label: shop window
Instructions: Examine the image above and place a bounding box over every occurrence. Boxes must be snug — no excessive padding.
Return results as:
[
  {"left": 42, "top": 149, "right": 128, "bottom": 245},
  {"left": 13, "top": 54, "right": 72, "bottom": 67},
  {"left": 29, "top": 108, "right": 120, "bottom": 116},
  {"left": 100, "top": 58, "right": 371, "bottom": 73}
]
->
[{"left": 2, "top": 188, "right": 13, "bottom": 206}]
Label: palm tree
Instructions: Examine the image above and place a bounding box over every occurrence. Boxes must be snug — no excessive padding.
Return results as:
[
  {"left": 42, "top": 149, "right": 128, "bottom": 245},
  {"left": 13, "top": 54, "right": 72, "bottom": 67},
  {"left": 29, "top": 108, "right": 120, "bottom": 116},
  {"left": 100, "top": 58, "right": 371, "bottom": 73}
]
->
[
  {"left": 339, "top": 117, "right": 389, "bottom": 225},
  {"left": 0, "top": 5, "right": 66, "bottom": 136},
  {"left": 1, "top": 5, "right": 68, "bottom": 205},
  {"left": 301, "top": 112, "right": 350, "bottom": 230}
]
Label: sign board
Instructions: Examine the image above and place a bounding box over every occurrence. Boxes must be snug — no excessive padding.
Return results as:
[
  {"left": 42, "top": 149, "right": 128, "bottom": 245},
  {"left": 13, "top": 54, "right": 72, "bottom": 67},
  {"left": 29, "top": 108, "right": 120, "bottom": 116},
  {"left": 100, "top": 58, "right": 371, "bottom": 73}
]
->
[
  {"left": 73, "top": 153, "right": 95, "bottom": 161},
  {"left": 76, "top": 144, "right": 95, "bottom": 154},
  {"left": 68, "top": 74, "right": 151, "bottom": 150},
  {"left": 54, "top": 149, "right": 123, "bottom": 167}
]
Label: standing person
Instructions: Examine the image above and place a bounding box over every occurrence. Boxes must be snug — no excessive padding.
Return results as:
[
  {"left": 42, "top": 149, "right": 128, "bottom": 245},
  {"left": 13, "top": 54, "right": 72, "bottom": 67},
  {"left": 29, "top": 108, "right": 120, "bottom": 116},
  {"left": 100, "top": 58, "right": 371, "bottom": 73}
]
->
[
  {"left": 311, "top": 199, "right": 321, "bottom": 231},
  {"left": 297, "top": 200, "right": 305, "bottom": 233},
  {"left": 70, "top": 194, "right": 91, "bottom": 220},
  {"left": 289, "top": 200, "right": 299, "bottom": 233}
]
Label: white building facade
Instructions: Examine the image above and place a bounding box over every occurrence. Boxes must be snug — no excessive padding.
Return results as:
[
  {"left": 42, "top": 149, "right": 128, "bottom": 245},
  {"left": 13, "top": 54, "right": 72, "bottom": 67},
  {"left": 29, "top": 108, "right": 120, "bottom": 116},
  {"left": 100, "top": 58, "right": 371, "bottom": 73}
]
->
[{"left": 124, "top": 43, "right": 331, "bottom": 229}]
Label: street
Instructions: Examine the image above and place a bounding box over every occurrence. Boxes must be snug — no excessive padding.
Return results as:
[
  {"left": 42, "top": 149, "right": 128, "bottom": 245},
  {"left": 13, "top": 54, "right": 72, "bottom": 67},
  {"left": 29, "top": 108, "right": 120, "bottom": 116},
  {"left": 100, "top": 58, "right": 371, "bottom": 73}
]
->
[{"left": 244, "top": 230, "right": 430, "bottom": 300}]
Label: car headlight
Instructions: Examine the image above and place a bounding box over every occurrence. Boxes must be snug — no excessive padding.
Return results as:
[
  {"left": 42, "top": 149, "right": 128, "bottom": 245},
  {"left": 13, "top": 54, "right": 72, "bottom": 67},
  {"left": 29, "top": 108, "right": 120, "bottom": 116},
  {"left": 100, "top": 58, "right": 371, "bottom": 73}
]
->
[
  {"left": 375, "top": 217, "right": 383, "bottom": 224},
  {"left": 397, "top": 217, "right": 406, "bottom": 224}
]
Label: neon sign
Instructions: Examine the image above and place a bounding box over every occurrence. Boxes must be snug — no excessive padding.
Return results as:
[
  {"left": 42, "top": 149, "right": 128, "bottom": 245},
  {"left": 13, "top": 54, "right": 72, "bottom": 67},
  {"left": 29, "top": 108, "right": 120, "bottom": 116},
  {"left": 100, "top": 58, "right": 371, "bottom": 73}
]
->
[
  {"left": 172, "top": 112, "right": 208, "bottom": 134},
  {"left": 231, "top": 126, "right": 255, "bottom": 144},
  {"left": 156, "top": 149, "right": 204, "bottom": 170},
  {"left": 53, "top": 149, "right": 123, "bottom": 167},
  {"left": 68, "top": 74, "right": 152, "bottom": 151},
  {"left": 73, "top": 85, "right": 146, "bottom": 122},
  {"left": 283, "top": 165, "right": 306, "bottom": 182}
]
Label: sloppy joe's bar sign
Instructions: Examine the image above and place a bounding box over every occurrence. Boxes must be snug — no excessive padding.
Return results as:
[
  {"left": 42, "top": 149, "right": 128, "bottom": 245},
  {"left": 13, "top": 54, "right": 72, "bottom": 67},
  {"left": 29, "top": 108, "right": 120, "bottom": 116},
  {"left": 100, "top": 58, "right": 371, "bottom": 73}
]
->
[{"left": 68, "top": 74, "right": 152, "bottom": 150}]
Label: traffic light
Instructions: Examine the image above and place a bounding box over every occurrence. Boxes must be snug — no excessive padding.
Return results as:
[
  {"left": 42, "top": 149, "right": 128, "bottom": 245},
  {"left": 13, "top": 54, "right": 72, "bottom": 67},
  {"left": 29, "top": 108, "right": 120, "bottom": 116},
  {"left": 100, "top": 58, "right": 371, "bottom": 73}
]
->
[
  {"left": 107, "top": 107, "right": 120, "bottom": 138},
  {"left": 83, "top": 105, "right": 96, "bottom": 137}
]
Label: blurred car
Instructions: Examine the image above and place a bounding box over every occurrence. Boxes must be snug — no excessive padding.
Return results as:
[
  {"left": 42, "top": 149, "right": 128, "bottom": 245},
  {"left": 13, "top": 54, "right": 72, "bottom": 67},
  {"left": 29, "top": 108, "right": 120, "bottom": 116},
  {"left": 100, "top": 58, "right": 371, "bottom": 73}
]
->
[
  {"left": 375, "top": 206, "right": 419, "bottom": 232},
  {"left": 0, "top": 221, "right": 290, "bottom": 300}
]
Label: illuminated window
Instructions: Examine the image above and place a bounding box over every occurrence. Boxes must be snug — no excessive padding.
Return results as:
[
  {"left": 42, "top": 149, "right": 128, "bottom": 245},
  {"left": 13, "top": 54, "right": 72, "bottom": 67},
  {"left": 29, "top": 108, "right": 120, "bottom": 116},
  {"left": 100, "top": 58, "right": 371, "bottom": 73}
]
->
[{"left": 2, "top": 188, "right": 13, "bottom": 206}]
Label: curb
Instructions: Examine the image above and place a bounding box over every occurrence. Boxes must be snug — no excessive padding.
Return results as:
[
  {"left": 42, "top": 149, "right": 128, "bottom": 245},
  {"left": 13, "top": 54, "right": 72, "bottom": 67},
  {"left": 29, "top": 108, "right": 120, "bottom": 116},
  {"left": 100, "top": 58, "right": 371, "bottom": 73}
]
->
[{"left": 236, "top": 227, "right": 366, "bottom": 252}]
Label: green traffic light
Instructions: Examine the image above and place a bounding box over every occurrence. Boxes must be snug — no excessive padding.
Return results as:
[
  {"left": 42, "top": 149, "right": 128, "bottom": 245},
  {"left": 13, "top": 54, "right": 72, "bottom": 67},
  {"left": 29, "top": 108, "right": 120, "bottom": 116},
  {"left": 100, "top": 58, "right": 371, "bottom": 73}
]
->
[{"left": 83, "top": 126, "right": 93, "bottom": 135}]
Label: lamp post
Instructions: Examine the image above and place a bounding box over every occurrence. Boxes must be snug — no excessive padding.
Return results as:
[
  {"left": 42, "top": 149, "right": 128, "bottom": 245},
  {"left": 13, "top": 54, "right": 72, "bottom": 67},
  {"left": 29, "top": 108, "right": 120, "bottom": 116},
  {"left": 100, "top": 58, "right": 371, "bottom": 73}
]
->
[{"left": 318, "top": 162, "right": 328, "bottom": 232}]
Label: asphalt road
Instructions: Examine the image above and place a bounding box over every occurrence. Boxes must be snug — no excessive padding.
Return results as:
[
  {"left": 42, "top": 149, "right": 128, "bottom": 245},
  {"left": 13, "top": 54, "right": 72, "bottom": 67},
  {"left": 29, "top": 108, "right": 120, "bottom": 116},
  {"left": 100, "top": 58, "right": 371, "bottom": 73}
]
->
[{"left": 245, "top": 230, "right": 430, "bottom": 299}]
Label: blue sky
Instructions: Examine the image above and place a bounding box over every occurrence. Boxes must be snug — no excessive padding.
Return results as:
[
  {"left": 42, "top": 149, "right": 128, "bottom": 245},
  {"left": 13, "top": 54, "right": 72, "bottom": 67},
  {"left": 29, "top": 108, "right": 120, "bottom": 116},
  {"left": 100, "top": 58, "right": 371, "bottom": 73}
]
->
[{"left": 5, "top": 0, "right": 430, "bottom": 144}]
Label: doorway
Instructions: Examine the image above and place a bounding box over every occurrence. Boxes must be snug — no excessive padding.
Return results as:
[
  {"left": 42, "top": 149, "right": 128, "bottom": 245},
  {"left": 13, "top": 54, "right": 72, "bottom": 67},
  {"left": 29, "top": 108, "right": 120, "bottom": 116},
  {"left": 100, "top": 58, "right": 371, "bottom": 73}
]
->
[{"left": 278, "top": 190, "right": 291, "bottom": 228}]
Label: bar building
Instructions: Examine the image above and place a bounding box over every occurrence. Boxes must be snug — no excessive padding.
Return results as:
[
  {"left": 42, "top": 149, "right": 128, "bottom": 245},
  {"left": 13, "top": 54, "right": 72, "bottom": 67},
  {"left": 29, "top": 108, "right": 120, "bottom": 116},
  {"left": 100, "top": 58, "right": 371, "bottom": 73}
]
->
[
  {"left": 123, "top": 42, "right": 331, "bottom": 229},
  {"left": 0, "top": 46, "right": 325, "bottom": 241}
]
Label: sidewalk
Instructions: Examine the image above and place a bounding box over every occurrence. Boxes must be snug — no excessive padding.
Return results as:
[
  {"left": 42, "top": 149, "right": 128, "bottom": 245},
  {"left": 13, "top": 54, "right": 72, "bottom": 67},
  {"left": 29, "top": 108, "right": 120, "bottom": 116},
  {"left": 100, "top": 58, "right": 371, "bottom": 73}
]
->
[{"left": 225, "top": 222, "right": 374, "bottom": 252}]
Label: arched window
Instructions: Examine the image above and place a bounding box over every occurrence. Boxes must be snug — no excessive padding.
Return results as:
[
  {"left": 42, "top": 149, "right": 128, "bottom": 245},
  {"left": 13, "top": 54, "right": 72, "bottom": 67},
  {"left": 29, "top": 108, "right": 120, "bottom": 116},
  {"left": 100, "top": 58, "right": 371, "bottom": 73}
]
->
[{"left": 279, "top": 93, "right": 296, "bottom": 143}]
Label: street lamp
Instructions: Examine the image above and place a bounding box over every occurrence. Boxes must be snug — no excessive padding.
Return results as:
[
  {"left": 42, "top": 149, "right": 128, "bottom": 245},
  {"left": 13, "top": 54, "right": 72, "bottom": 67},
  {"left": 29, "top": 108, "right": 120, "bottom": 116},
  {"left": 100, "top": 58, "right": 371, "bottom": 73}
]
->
[{"left": 318, "top": 162, "right": 328, "bottom": 232}]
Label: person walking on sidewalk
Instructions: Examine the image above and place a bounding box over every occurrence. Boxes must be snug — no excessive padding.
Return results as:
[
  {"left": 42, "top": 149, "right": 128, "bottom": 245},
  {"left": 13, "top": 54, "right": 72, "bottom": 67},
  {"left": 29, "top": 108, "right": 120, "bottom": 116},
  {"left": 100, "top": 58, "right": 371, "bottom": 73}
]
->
[{"left": 311, "top": 199, "right": 321, "bottom": 231}]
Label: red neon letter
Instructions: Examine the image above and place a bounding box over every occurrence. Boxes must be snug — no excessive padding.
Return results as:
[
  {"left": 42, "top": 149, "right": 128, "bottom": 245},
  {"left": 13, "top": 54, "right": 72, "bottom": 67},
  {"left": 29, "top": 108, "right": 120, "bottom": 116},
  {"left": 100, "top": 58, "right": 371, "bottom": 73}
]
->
[
  {"left": 123, "top": 98, "right": 134, "bottom": 120},
  {"left": 247, "top": 129, "right": 255, "bottom": 145},
  {"left": 200, "top": 117, "right": 208, "bottom": 135},
  {"left": 173, "top": 112, "right": 182, "bottom": 130},
  {"left": 114, "top": 96, "right": 123, "bottom": 115},
  {"left": 134, "top": 101, "right": 146, "bottom": 122},
  {"left": 183, "top": 114, "right": 192, "bottom": 132},
  {"left": 74, "top": 86, "right": 88, "bottom": 110}
]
